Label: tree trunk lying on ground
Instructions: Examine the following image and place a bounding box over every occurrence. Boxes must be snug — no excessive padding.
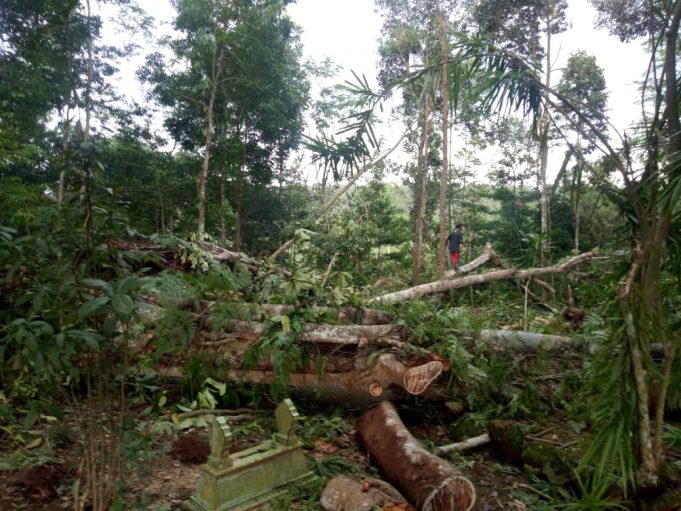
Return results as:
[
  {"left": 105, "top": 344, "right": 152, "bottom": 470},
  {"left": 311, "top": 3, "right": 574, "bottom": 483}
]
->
[
  {"left": 142, "top": 300, "right": 394, "bottom": 326},
  {"left": 108, "top": 239, "right": 261, "bottom": 274},
  {"left": 479, "top": 330, "right": 573, "bottom": 351},
  {"left": 443, "top": 243, "right": 495, "bottom": 277},
  {"left": 225, "top": 355, "right": 446, "bottom": 403},
  {"left": 371, "top": 251, "right": 598, "bottom": 304},
  {"left": 136, "top": 302, "right": 446, "bottom": 401},
  {"left": 357, "top": 401, "right": 476, "bottom": 511}
]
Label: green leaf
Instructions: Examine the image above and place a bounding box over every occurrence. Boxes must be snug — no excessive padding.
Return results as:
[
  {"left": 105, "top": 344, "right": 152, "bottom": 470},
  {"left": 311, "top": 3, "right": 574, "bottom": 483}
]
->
[
  {"left": 24, "top": 332, "right": 39, "bottom": 352},
  {"left": 23, "top": 408, "right": 38, "bottom": 429},
  {"left": 78, "top": 296, "right": 110, "bottom": 318},
  {"left": 84, "top": 336, "right": 100, "bottom": 351},
  {"left": 82, "top": 278, "right": 113, "bottom": 293},
  {"left": 111, "top": 294, "right": 134, "bottom": 316}
]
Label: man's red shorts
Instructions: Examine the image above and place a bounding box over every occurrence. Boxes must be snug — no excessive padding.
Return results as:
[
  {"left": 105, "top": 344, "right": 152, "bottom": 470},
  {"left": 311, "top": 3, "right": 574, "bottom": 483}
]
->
[{"left": 450, "top": 251, "right": 460, "bottom": 265}]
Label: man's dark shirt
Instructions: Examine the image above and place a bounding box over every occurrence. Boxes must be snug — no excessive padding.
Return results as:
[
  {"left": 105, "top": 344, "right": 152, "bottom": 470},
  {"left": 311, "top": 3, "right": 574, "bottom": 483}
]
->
[{"left": 447, "top": 231, "right": 463, "bottom": 252}]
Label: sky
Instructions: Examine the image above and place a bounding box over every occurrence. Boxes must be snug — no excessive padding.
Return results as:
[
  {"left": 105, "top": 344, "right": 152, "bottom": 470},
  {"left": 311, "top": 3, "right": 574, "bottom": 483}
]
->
[
  {"left": 286, "top": 0, "right": 649, "bottom": 135},
  {"left": 105, "top": 0, "right": 651, "bottom": 182}
]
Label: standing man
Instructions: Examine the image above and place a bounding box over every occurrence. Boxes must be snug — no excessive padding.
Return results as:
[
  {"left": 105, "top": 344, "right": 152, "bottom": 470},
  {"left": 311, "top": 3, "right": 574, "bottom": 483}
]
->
[{"left": 446, "top": 224, "right": 463, "bottom": 270}]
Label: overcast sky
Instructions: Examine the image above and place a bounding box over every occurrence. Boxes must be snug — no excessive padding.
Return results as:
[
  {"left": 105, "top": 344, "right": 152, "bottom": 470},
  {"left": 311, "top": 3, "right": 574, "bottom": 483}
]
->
[
  {"left": 286, "top": 0, "right": 648, "bottom": 132},
  {"left": 107, "top": 0, "right": 650, "bottom": 180}
]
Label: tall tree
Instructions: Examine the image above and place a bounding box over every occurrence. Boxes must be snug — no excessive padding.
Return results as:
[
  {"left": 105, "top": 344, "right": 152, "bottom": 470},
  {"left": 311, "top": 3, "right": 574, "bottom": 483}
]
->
[
  {"left": 436, "top": 0, "right": 450, "bottom": 276},
  {"left": 470, "top": 0, "right": 567, "bottom": 266},
  {"left": 578, "top": 0, "right": 681, "bottom": 488},
  {"left": 555, "top": 51, "right": 608, "bottom": 252},
  {"left": 142, "top": 0, "right": 307, "bottom": 243}
]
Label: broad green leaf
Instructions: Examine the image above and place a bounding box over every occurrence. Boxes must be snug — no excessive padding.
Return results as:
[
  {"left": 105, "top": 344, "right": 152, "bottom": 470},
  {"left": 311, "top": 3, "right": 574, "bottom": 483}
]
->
[
  {"left": 82, "top": 279, "right": 113, "bottom": 293},
  {"left": 111, "top": 294, "right": 134, "bottom": 316},
  {"left": 78, "top": 296, "right": 110, "bottom": 318}
]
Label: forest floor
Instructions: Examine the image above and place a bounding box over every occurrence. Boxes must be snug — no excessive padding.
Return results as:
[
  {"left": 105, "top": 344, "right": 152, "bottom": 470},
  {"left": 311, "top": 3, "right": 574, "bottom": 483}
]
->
[
  {"left": 2, "top": 315, "right": 681, "bottom": 510},
  {"left": 0, "top": 399, "right": 605, "bottom": 511}
]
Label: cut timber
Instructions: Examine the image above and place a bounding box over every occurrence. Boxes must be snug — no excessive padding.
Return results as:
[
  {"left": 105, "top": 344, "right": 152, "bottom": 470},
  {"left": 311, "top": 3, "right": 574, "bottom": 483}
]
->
[
  {"left": 226, "top": 354, "right": 445, "bottom": 403},
  {"left": 371, "top": 252, "right": 597, "bottom": 304},
  {"left": 320, "top": 475, "right": 410, "bottom": 511},
  {"left": 479, "top": 330, "right": 572, "bottom": 351},
  {"left": 197, "top": 302, "right": 393, "bottom": 325},
  {"left": 205, "top": 321, "right": 409, "bottom": 350},
  {"left": 357, "top": 401, "right": 476, "bottom": 511}
]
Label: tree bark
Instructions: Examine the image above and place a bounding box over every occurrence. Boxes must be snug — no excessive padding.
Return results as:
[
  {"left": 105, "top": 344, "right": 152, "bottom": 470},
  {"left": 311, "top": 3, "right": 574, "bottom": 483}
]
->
[
  {"left": 437, "top": 2, "right": 450, "bottom": 278},
  {"left": 357, "top": 401, "right": 476, "bottom": 511},
  {"left": 413, "top": 89, "right": 431, "bottom": 286},
  {"left": 371, "top": 252, "right": 597, "bottom": 304},
  {"left": 197, "top": 46, "right": 225, "bottom": 240},
  {"left": 479, "top": 330, "right": 572, "bottom": 351},
  {"left": 538, "top": 12, "right": 552, "bottom": 268},
  {"left": 220, "top": 179, "right": 226, "bottom": 246}
]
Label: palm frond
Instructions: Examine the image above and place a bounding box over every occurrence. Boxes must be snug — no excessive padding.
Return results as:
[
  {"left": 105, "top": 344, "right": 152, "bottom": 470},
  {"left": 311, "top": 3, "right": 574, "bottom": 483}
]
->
[{"left": 305, "top": 33, "right": 544, "bottom": 182}]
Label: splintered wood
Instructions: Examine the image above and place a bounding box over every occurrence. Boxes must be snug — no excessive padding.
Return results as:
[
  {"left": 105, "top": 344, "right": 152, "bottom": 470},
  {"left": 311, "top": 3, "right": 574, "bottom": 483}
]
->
[{"left": 357, "top": 401, "right": 476, "bottom": 511}]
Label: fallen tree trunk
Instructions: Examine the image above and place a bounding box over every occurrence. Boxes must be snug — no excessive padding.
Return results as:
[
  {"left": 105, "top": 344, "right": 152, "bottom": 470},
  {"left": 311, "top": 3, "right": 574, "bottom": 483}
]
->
[
  {"left": 226, "top": 354, "right": 446, "bottom": 403},
  {"left": 479, "top": 330, "right": 573, "bottom": 351},
  {"left": 443, "top": 243, "right": 494, "bottom": 278},
  {"left": 203, "top": 321, "right": 407, "bottom": 348},
  {"left": 142, "top": 300, "right": 394, "bottom": 326},
  {"left": 197, "top": 240, "right": 260, "bottom": 274},
  {"left": 357, "top": 401, "right": 476, "bottom": 511},
  {"left": 108, "top": 239, "right": 262, "bottom": 275},
  {"left": 371, "top": 252, "right": 597, "bottom": 304}
]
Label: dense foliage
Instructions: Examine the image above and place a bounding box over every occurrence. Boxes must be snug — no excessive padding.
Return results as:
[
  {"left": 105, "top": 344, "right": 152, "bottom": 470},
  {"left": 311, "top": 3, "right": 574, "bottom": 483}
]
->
[{"left": 1, "top": 0, "right": 680, "bottom": 509}]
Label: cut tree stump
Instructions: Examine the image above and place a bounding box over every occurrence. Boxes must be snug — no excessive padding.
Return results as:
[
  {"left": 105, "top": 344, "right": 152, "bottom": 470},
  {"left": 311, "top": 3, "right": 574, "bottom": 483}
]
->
[
  {"left": 320, "top": 475, "right": 411, "bottom": 511},
  {"left": 356, "top": 401, "right": 476, "bottom": 511}
]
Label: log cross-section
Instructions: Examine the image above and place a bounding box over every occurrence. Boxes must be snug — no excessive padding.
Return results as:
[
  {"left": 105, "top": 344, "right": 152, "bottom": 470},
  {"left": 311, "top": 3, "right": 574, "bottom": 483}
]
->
[{"left": 357, "top": 401, "right": 476, "bottom": 511}]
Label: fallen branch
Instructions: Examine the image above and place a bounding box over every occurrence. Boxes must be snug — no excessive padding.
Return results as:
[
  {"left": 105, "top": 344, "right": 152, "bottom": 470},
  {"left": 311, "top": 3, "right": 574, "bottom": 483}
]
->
[
  {"left": 436, "top": 433, "right": 491, "bottom": 455},
  {"left": 269, "top": 128, "right": 412, "bottom": 261},
  {"left": 371, "top": 252, "right": 598, "bottom": 304},
  {"left": 321, "top": 252, "right": 340, "bottom": 287}
]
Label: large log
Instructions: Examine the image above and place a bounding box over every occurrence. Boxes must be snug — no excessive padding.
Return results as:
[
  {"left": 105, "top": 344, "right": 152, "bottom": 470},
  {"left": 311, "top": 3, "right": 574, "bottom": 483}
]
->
[
  {"left": 320, "top": 476, "right": 411, "bottom": 511},
  {"left": 226, "top": 354, "right": 446, "bottom": 403},
  {"left": 357, "top": 401, "right": 476, "bottom": 511},
  {"left": 479, "top": 330, "right": 573, "bottom": 351},
  {"left": 203, "top": 321, "right": 410, "bottom": 350},
  {"left": 371, "top": 251, "right": 598, "bottom": 304},
  {"left": 141, "top": 300, "right": 393, "bottom": 326}
]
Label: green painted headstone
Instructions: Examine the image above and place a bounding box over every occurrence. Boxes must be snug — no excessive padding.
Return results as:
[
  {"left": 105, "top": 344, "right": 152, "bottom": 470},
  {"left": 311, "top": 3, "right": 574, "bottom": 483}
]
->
[{"left": 184, "top": 400, "right": 316, "bottom": 511}]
